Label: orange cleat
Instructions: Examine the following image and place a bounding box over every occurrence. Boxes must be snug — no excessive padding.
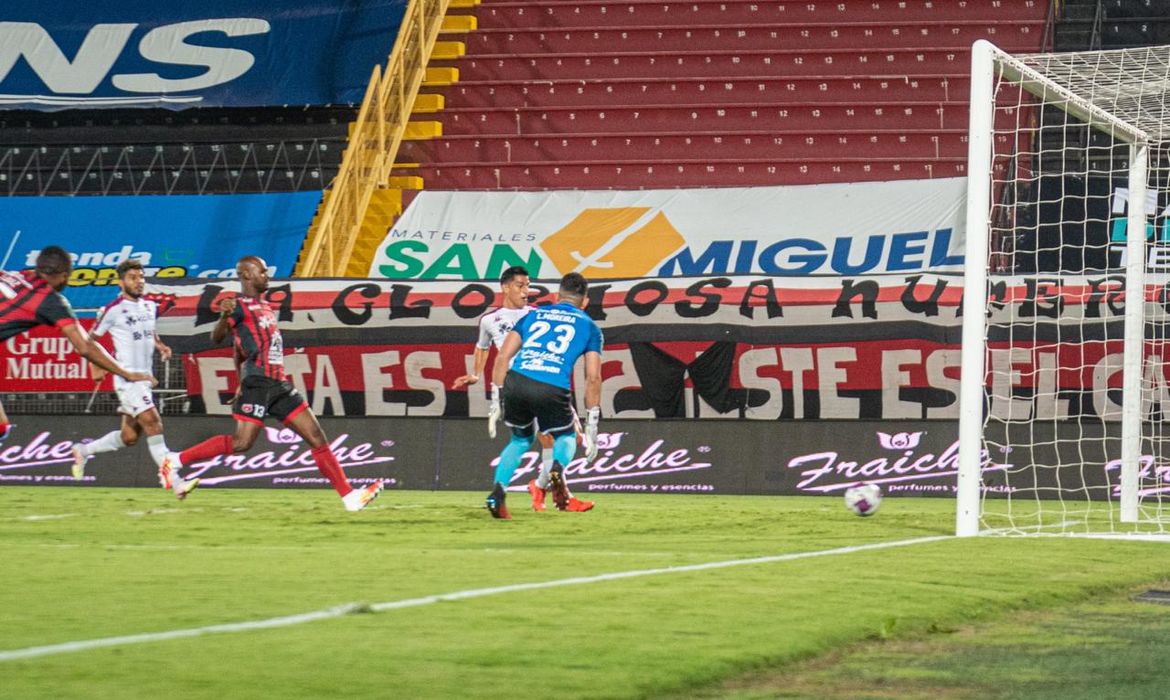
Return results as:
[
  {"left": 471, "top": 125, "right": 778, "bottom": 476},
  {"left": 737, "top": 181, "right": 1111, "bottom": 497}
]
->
[
  {"left": 565, "top": 497, "right": 594, "bottom": 512},
  {"left": 528, "top": 480, "right": 547, "bottom": 512}
]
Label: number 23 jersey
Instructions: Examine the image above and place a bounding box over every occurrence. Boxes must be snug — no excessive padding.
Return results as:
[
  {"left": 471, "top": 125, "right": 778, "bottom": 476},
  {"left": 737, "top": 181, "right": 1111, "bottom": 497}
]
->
[{"left": 509, "top": 301, "right": 603, "bottom": 390}]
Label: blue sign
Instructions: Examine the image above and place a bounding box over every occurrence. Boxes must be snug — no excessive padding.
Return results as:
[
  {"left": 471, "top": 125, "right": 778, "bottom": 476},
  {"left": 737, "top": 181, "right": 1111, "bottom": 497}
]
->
[
  {"left": 0, "top": 1, "right": 406, "bottom": 110},
  {"left": 0, "top": 191, "right": 321, "bottom": 310}
]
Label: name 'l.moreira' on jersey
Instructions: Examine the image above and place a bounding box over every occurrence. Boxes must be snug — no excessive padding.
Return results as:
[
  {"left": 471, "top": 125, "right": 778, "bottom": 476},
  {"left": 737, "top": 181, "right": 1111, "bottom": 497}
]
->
[{"left": 509, "top": 302, "right": 603, "bottom": 390}]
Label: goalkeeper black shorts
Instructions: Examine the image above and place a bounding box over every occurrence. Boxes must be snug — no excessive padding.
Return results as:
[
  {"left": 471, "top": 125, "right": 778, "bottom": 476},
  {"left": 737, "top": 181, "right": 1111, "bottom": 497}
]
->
[{"left": 502, "top": 370, "right": 575, "bottom": 437}]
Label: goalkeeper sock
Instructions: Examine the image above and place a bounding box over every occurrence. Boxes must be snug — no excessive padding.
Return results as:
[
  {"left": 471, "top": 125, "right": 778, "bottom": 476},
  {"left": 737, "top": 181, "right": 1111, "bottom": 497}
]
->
[
  {"left": 310, "top": 444, "right": 353, "bottom": 497},
  {"left": 494, "top": 434, "right": 530, "bottom": 487},
  {"left": 78, "top": 430, "right": 126, "bottom": 457},
  {"left": 552, "top": 432, "right": 577, "bottom": 466},
  {"left": 536, "top": 447, "right": 554, "bottom": 489},
  {"left": 146, "top": 434, "right": 169, "bottom": 468},
  {"left": 179, "top": 434, "right": 234, "bottom": 466}
]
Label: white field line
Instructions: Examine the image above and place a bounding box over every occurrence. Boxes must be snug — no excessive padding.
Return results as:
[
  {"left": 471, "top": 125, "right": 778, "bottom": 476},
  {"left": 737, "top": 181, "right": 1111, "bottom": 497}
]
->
[{"left": 0, "top": 535, "right": 949, "bottom": 663}]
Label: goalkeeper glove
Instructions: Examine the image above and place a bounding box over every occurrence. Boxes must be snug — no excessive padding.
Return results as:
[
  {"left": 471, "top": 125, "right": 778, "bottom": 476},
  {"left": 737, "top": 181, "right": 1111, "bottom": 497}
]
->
[
  {"left": 583, "top": 406, "right": 600, "bottom": 462},
  {"left": 487, "top": 383, "right": 501, "bottom": 438}
]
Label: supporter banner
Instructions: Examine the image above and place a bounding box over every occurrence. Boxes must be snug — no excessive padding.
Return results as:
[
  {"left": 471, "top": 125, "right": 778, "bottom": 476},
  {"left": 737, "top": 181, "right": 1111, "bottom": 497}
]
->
[
  {"left": 0, "top": 1, "right": 406, "bottom": 109},
  {"left": 1, "top": 191, "right": 319, "bottom": 310},
  {"left": 3, "top": 416, "right": 1149, "bottom": 502},
  {"left": 370, "top": 179, "right": 968, "bottom": 280},
  {"left": 142, "top": 272, "right": 1170, "bottom": 420}
]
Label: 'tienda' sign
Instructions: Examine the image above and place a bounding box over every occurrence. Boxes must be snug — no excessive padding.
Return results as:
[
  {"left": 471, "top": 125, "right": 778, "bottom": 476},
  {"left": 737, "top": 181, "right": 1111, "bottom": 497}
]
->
[{"left": 371, "top": 179, "right": 967, "bottom": 281}]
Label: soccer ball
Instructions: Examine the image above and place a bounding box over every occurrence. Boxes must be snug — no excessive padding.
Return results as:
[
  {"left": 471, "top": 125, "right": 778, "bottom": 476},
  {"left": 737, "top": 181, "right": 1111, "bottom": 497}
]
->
[{"left": 843, "top": 483, "right": 882, "bottom": 517}]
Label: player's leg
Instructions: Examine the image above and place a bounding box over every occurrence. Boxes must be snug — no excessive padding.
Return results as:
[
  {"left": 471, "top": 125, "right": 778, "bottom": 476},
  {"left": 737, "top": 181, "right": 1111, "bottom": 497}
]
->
[
  {"left": 535, "top": 390, "right": 593, "bottom": 512},
  {"left": 136, "top": 407, "right": 198, "bottom": 499},
  {"left": 70, "top": 381, "right": 148, "bottom": 479},
  {"left": 488, "top": 372, "right": 537, "bottom": 519},
  {"left": 0, "top": 400, "right": 11, "bottom": 442},
  {"left": 71, "top": 417, "right": 132, "bottom": 480},
  {"left": 280, "top": 388, "right": 383, "bottom": 511},
  {"left": 527, "top": 430, "right": 553, "bottom": 511}
]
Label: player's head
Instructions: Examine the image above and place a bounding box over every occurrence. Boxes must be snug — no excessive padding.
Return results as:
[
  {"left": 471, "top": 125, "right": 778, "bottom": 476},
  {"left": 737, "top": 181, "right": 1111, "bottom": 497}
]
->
[
  {"left": 499, "top": 265, "right": 530, "bottom": 309},
  {"left": 557, "top": 272, "right": 589, "bottom": 309},
  {"left": 35, "top": 246, "right": 73, "bottom": 291},
  {"left": 236, "top": 255, "right": 270, "bottom": 294},
  {"left": 116, "top": 259, "right": 146, "bottom": 299}
]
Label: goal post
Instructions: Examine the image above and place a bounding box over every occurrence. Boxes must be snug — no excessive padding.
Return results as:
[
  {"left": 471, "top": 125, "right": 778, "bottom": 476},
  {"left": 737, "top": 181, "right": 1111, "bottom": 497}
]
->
[{"left": 958, "top": 40, "right": 1170, "bottom": 537}]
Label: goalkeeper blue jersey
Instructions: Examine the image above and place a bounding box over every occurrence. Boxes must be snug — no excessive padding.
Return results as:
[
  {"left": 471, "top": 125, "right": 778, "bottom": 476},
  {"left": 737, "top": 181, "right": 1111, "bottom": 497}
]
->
[{"left": 509, "top": 301, "right": 603, "bottom": 390}]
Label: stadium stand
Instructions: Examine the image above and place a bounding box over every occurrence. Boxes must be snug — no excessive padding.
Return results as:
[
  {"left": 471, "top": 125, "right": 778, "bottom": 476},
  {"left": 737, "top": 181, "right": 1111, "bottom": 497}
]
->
[
  {"left": 0, "top": 107, "right": 354, "bottom": 195},
  {"left": 395, "top": 0, "right": 1052, "bottom": 190}
]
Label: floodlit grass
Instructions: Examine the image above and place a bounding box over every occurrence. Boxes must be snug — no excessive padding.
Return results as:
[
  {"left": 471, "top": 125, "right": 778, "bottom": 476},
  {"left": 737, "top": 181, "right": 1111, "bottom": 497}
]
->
[{"left": 1, "top": 487, "right": 1168, "bottom": 699}]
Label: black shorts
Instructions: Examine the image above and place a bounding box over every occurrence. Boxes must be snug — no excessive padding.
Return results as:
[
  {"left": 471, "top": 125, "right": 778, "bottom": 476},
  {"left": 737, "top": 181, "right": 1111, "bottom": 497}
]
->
[
  {"left": 232, "top": 375, "right": 308, "bottom": 426},
  {"left": 503, "top": 371, "right": 576, "bottom": 437}
]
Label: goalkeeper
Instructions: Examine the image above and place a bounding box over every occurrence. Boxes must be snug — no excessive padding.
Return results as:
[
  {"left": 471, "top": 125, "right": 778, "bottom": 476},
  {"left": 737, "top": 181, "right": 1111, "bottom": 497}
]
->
[{"left": 485, "top": 272, "right": 603, "bottom": 519}]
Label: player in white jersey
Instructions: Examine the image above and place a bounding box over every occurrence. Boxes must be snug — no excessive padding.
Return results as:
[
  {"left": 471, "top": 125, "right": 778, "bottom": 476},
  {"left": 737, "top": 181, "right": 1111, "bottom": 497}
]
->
[
  {"left": 451, "top": 266, "right": 592, "bottom": 513},
  {"left": 71, "top": 259, "right": 198, "bottom": 499}
]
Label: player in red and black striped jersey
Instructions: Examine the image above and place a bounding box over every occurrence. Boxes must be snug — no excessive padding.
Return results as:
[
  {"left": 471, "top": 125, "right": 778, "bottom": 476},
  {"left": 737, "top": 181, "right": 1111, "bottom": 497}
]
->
[
  {"left": 0, "top": 246, "right": 156, "bottom": 441},
  {"left": 161, "top": 255, "right": 383, "bottom": 512}
]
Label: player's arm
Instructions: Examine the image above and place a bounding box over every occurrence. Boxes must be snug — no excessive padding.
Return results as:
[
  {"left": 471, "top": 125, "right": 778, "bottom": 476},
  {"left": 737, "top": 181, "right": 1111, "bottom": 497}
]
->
[
  {"left": 582, "top": 351, "right": 602, "bottom": 412},
  {"left": 61, "top": 324, "right": 155, "bottom": 385},
  {"left": 154, "top": 335, "right": 172, "bottom": 362},
  {"left": 210, "top": 296, "right": 237, "bottom": 344},
  {"left": 451, "top": 346, "right": 490, "bottom": 389}
]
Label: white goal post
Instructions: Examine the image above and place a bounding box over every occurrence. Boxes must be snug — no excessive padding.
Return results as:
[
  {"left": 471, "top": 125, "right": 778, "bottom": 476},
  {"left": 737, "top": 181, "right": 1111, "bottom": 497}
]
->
[{"left": 958, "top": 40, "right": 1170, "bottom": 537}]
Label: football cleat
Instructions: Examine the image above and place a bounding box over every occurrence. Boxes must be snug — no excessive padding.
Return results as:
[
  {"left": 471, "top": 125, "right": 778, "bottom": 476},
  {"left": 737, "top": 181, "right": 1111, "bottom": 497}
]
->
[
  {"left": 174, "top": 477, "right": 200, "bottom": 501},
  {"left": 342, "top": 480, "right": 384, "bottom": 512},
  {"left": 548, "top": 466, "right": 570, "bottom": 511},
  {"left": 565, "top": 497, "right": 594, "bottom": 513},
  {"left": 485, "top": 484, "right": 511, "bottom": 520},
  {"left": 158, "top": 454, "right": 180, "bottom": 490},
  {"left": 71, "top": 446, "right": 87, "bottom": 480},
  {"left": 527, "top": 479, "right": 547, "bottom": 512}
]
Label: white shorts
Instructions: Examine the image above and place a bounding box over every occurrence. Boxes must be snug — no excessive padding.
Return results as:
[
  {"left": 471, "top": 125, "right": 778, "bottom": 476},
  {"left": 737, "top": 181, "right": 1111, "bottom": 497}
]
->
[{"left": 116, "top": 380, "right": 157, "bottom": 418}]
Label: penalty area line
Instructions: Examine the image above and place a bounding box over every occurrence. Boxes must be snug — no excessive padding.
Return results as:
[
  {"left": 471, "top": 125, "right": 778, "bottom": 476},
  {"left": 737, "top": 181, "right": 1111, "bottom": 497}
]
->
[{"left": 0, "top": 535, "right": 949, "bottom": 663}]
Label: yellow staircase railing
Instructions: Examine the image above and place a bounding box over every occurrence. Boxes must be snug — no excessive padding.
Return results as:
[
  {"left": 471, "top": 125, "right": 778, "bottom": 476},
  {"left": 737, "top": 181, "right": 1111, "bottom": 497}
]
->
[{"left": 297, "top": 0, "right": 452, "bottom": 277}]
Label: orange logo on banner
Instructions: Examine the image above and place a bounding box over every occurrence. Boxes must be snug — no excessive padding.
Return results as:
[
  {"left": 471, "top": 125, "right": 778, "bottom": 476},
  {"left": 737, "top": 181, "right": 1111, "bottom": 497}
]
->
[{"left": 540, "top": 208, "right": 686, "bottom": 278}]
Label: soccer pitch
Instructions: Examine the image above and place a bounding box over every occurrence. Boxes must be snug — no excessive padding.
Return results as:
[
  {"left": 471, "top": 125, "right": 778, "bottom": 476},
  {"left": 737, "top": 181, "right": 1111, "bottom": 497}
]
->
[{"left": 1, "top": 487, "right": 1168, "bottom": 699}]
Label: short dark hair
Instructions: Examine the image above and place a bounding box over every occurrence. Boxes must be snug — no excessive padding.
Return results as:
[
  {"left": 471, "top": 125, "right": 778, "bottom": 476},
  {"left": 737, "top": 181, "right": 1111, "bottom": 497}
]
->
[
  {"left": 35, "top": 246, "right": 72, "bottom": 276},
  {"left": 559, "top": 272, "right": 588, "bottom": 300},
  {"left": 116, "top": 259, "right": 144, "bottom": 278},
  {"left": 500, "top": 265, "right": 529, "bottom": 285}
]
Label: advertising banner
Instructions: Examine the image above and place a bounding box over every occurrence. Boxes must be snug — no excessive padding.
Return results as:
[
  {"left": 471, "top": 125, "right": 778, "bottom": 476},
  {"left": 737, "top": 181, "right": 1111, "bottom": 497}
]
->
[
  {"left": 0, "top": 191, "right": 320, "bottom": 310},
  {"left": 2, "top": 416, "right": 1151, "bottom": 503},
  {"left": 0, "top": 319, "right": 114, "bottom": 392},
  {"left": 369, "top": 179, "right": 968, "bottom": 280},
  {"left": 0, "top": 1, "right": 406, "bottom": 110}
]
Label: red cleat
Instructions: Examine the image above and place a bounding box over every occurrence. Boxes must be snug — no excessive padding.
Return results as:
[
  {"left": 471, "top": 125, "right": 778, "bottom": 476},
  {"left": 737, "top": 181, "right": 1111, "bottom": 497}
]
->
[
  {"left": 565, "top": 497, "right": 594, "bottom": 512},
  {"left": 528, "top": 480, "right": 547, "bottom": 512},
  {"left": 486, "top": 486, "right": 511, "bottom": 520}
]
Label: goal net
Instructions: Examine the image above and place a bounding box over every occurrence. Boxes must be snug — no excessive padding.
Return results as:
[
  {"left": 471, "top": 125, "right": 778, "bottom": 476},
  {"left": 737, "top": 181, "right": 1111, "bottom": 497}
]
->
[{"left": 958, "top": 41, "right": 1170, "bottom": 538}]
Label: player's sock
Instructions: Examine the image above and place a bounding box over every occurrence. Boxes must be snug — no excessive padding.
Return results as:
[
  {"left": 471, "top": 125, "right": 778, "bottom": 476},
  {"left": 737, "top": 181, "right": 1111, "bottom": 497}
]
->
[
  {"left": 310, "top": 444, "right": 353, "bottom": 497},
  {"left": 552, "top": 432, "right": 577, "bottom": 466},
  {"left": 78, "top": 430, "right": 126, "bottom": 457},
  {"left": 179, "top": 434, "right": 234, "bottom": 465},
  {"left": 146, "top": 434, "right": 169, "bottom": 468},
  {"left": 494, "top": 434, "right": 530, "bottom": 487},
  {"left": 536, "top": 447, "right": 554, "bottom": 489}
]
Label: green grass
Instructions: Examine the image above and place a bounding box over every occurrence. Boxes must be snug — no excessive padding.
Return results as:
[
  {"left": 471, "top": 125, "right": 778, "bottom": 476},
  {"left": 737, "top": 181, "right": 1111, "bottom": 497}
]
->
[{"left": 1, "top": 487, "right": 1168, "bottom": 699}]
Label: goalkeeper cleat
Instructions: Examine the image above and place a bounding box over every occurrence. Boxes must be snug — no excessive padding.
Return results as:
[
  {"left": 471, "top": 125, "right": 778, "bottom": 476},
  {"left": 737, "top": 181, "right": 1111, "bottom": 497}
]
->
[
  {"left": 527, "top": 479, "right": 547, "bottom": 512},
  {"left": 158, "top": 454, "right": 179, "bottom": 490},
  {"left": 343, "top": 480, "right": 384, "bottom": 512},
  {"left": 486, "top": 484, "right": 511, "bottom": 520},
  {"left": 548, "top": 465, "right": 570, "bottom": 511},
  {"left": 71, "top": 446, "right": 87, "bottom": 480},
  {"left": 174, "top": 477, "right": 200, "bottom": 501},
  {"left": 565, "top": 497, "right": 594, "bottom": 513}
]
